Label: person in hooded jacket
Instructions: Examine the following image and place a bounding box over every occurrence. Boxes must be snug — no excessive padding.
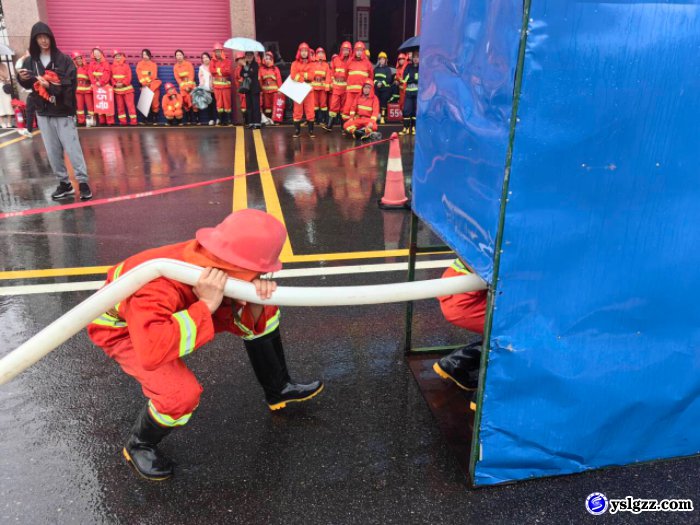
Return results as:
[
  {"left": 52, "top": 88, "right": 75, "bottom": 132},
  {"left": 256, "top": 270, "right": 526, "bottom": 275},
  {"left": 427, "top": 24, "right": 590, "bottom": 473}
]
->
[
  {"left": 87, "top": 209, "right": 324, "bottom": 481},
  {"left": 239, "top": 51, "right": 261, "bottom": 129},
  {"left": 17, "top": 22, "right": 92, "bottom": 201},
  {"left": 72, "top": 51, "right": 93, "bottom": 126},
  {"left": 111, "top": 49, "right": 137, "bottom": 126},
  {"left": 88, "top": 47, "right": 115, "bottom": 126},
  {"left": 259, "top": 52, "right": 282, "bottom": 121},
  {"left": 341, "top": 42, "right": 374, "bottom": 125},
  {"left": 322, "top": 41, "right": 352, "bottom": 131},
  {"left": 289, "top": 42, "right": 316, "bottom": 138}
]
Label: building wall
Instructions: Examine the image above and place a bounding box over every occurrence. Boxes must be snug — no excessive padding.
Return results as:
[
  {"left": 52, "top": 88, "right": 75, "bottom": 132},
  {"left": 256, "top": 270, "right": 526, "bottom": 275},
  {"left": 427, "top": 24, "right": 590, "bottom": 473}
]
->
[{"left": 3, "top": 0, "right": 47, "bottom": 57}]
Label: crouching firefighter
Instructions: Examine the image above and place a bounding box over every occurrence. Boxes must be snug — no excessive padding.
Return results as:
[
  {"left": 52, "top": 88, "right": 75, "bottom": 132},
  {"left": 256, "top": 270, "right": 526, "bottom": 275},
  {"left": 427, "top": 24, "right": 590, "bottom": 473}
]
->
[{"left": 87, "top": 209, "right": 324, "bottom": 481}]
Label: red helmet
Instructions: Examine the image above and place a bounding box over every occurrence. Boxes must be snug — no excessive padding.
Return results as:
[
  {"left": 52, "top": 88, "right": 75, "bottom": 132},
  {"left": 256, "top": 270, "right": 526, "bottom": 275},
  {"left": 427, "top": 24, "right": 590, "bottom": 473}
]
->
[
  {"left": 213, "top": 42, "right": 224, "bottom": 51},
  {"left": 397, "top": 53, "right": 407, "bottom": 60},
  {"left": 340, "top": 41, "right": 352, "bottom": 52},
  {"left": 265, "top": 51, "right": 274, "bottom": 60},
  {"left": 296, "top": 42, "right": 310, "bottom": 60},
  {"left": 235, "top": 51, "right": 245, "bottom": 60},
  {"left": 315, "top": 47, "right": 326, "bottom": 60},
  {"left": 196, "top": 209, "right": 287, "bottom": 273},
  {"left": 354, "top": 41, "right": 366, "bottom": 52},
  {"left": 112, "top": 49, "right": 123, "bottom": 57},
  {"left": 164, "top": 82, "right": 175, "bottom": 92},
  {"left": 71, "top": 50, "right": 83, "bottom": 60},
  {"left": 362, "top": 78, "right": 374, "bottom": 90}
]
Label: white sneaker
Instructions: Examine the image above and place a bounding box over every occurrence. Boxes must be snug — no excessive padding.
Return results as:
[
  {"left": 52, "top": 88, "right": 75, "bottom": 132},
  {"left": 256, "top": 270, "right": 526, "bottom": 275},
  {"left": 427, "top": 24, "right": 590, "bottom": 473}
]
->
[
  {"left": 208, "top": 120, "right": 215, "bottom": 126},
  {"left": 19, "top": 129, "right": 32, "bottom": 137}
]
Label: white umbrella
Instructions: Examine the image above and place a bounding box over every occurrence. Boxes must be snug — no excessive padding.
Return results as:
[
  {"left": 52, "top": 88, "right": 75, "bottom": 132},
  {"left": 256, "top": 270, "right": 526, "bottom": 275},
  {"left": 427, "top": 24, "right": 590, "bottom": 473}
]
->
[
  {"left": 0, "top": 43, "right": 14, "bottom": 56},
  {"left": 224, "top": 37, "right": 265, "bottom": 53}
]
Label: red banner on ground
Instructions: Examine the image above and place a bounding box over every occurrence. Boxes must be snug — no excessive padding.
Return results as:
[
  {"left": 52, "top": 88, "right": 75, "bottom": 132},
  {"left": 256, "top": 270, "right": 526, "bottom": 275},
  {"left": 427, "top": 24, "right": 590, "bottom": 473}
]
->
[
  {"left": 93, "top": 86, "right": 115, "bottom": 116},
  {"left": 272, "top": 92, "right": 286, "bottom": 123}
]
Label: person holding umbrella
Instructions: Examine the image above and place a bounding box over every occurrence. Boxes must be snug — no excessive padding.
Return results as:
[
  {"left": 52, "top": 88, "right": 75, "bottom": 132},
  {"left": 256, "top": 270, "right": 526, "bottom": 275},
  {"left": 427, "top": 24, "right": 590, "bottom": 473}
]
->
[{"left": 239, "top": 51, "right": 261, "bottom": 129}]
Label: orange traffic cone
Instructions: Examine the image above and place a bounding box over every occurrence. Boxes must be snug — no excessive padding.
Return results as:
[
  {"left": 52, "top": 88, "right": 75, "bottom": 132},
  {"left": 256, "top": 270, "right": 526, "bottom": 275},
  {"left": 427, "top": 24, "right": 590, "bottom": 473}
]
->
[{"left": 379, "top": 132, "right": 410, "bottom": 209}]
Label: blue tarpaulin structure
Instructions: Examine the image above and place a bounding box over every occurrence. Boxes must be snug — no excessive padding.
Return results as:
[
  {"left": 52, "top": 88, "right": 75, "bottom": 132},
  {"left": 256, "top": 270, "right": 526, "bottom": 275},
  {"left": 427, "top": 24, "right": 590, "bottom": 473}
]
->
[{"left": 413, "top": 0, "right": 700, "bottom": 486}]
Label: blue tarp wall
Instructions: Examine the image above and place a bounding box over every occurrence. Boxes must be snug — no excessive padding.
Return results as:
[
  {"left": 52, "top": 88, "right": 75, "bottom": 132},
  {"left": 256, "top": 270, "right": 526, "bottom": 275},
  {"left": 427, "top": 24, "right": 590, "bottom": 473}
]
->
[{"left": 414, "top": 0, "right": 700, "bottom": 486}]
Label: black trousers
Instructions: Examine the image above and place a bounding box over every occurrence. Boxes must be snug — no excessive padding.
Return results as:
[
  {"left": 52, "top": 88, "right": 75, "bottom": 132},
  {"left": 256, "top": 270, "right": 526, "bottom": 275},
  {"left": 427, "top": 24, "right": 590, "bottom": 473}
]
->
[
  {"left": 25, "top": 95, "right": 37, "bottom": 132},
  {"left": 376, "top": 87, "right": 392, "bottom": 111},
  {"left": 245, "top": 92, "right": 261, "bottom": 125},
  {"left": 403, "top": 95, "right": 417, "bottom": 118},
  {"left": 200, "top": 96, "right": 217, "bottom": 123}
]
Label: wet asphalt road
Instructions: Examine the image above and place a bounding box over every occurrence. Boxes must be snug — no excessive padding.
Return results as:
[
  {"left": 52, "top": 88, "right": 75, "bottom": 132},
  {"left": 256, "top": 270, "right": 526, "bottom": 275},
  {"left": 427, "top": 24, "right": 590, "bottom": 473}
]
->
[{"left": 0, "top": 126, "right": 698, "bottom": 524}]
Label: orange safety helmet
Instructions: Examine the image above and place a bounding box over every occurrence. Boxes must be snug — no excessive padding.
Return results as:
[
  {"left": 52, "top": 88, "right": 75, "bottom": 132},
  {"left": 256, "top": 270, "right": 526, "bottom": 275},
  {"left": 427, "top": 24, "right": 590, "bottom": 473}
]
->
[
  {"left": 196, "top": 209, "right": 287, "bottom": 273},
  {"left": 315, "top": 47, "right": 326, "bottom": 60},
  {"left": 296, "top": 42, "right": 311, "bottom": 61},
  {"left": 362, "top": 78, "right": 374, "bottom": 91},
  {"left": 213, "top": 42, "right": 224, "bottom": 51},
  {"left": 234, "top": 51, "right": 245, "bottom": 60},
  {"left": 340, "top": 41, "right": 352, "bottom": 53},
  {"left": 112, "top": 48, "right": 123, "bottom": 57},
  {"left": 164, "top": 82, "right": 176, "bottom": 92},
  {"left": 354, "top": 41, "right": 366, "bottom": 52}
]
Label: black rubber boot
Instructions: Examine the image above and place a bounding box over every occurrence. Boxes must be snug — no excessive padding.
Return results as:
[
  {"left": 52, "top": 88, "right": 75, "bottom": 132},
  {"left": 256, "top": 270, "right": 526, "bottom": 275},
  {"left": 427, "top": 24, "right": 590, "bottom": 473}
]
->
[
  {"left": 293, "top": 121, "right": 301, "bottom": 138},
  {"left": 433, "top": 340, "right": 482, "bottom": 391},
  {"left": 308, "top": 121, "right": 315, "bottom": 138},
  {"left": 244, "top": 328, "right": 323, "bottom": 410},
  {"left": 323, "top": 114, "right": 334, "bottom": 132},
  {"left": 123, "top": 404, "right": 175, "bottom": 481},
  {"left": 353, "top": 129, "right": 365, "bottom": 140}
]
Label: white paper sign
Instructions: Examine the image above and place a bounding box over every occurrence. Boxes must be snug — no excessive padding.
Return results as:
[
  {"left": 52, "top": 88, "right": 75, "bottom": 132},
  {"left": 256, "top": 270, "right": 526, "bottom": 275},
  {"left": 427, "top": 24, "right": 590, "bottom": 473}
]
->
[
  {"left": 137, "top": 87, "right": 155, "bottom": 117},
  {"left": 279, "top": 77, "right": 312, "bottom": 105}
]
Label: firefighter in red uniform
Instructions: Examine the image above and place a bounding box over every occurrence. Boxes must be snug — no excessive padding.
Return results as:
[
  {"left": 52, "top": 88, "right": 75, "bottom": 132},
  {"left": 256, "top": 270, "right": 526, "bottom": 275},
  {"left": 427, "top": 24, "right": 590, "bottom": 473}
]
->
[
  {"left": 210, "top": 43, "right": 233, "bottom": 126},
  {"left": 395, "top": 53, "right": 408, "bottom": 110},
  {"left": 259, "top": 51, "right": 282, "bottom": 121},
  {"left": 233, "top": 52, "right": 247, "bottom": 123},
  {"left": 323, "top": 41, "right": 352, "bottom": 131},
  {"left": 290, "top": 42, "right": 316, "bottom": 138},
  {"left": 87, "top": 209, "right": 324, "bottom": 481},
  {"left": 433, "top": 258, "right": 488, "bottom": 411},
  {"left": 342, "top": 42, "right": 374, "bottom": 126},
  {"left": 72, "top": 51, "right": 93, "bottom": 126},
  {"left": 89, "top": 47, "right": 115, "bottom": 126},
  {"left": 343, "top": 79, "right": 379, "bottom": 140},
  {"left": 162, "top": 82, "right": 184, "bottom": 126},
  {"left": 111, "top": 49, "right": 137, "bottom": 126},
  {"left": 311, "top": 47, "right": 331, "bottom": 124}
]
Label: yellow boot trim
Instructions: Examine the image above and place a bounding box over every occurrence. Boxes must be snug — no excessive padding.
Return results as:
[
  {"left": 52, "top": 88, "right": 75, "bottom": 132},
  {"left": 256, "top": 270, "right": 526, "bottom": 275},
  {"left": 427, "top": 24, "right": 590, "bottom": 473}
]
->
[
  {"left": 122, "top": 448, "right": 172, "bottom": 482},
  {"left": 267, "top": 383, "right": 325, "bottom": 411},
  {"left": 432, "top": 362, "right": 476, "bottom": 392}
]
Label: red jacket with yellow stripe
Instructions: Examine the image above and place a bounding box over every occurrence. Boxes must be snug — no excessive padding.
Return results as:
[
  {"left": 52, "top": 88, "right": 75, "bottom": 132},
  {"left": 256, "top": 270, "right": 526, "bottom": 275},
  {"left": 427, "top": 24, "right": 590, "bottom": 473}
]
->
[
  {"left": 111, "top": 58, "right": 134, "bottom": 94},
  {"left": 349, "top": 91, "right": 379, "bottom": 120},
  {"left": 345, "top": 57, "right": 374, "bottom": 94},
  {"left": 87, "top": 240, "right": 280, "bottom": 371}
]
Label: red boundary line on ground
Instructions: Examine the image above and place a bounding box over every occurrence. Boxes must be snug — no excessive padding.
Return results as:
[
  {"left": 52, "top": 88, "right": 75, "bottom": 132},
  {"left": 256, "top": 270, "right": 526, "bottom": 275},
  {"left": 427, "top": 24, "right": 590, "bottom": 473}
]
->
[{"left": 0, "top": 137, "right": 392, "bottom": 220}]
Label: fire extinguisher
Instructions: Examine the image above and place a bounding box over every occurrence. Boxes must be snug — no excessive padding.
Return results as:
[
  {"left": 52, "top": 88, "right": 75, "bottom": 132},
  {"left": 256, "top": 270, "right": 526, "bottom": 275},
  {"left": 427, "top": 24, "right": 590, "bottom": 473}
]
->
[{"left": 14, "top": 106, "right": 26, "bottom": 129}]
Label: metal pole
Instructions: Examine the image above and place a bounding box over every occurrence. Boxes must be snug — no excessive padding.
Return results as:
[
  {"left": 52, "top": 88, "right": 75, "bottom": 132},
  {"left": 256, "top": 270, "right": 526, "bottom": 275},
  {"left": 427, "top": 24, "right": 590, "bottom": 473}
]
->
[{"left": 403, "top": 211, "right": 419, "bottom": 354}]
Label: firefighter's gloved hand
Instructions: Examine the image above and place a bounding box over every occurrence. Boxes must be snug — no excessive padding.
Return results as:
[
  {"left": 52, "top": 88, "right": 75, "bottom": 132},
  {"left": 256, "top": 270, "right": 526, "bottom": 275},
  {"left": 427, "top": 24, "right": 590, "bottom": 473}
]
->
[{"left": 194, "top": 267, "right": 228, "bottom": 313}]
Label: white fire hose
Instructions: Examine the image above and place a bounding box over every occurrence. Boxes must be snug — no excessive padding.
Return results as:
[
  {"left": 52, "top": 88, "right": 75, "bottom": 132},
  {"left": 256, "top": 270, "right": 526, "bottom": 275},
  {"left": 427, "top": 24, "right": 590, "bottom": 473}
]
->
[{"left": 0, "top": 258, "right": 486, "bottom": 385}]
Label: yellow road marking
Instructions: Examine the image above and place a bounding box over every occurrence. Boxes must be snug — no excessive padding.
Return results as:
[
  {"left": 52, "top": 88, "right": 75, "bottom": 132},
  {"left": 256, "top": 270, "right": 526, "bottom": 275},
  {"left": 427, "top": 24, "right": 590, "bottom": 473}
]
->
[
  {"left": 252, "top": 128, "right": 293, "bottom": 258},
  {"left": 0, "top": 131, "right": 40, "bottom": 149},
  {"left": 233, "top": 126, "right": 247, "bottom": 211},
  {"left": 0, "top": 250, "right": 453, "bottom": 281}
]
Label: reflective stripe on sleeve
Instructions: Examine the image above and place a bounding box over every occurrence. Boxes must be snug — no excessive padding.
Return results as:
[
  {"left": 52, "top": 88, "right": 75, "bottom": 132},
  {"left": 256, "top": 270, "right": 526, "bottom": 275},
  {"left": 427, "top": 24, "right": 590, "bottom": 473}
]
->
[
  {"left": 91, "top": 313, "right": 127, "bottom": 328},
  {"left": 235, "top": 309, "right": 281, "bottom": 341},
  {"left": 450, "top": 259, "right": 470, "bottom": 275},
  {"left": 172, "top": 310, "right": 197, "bottom": 357}
]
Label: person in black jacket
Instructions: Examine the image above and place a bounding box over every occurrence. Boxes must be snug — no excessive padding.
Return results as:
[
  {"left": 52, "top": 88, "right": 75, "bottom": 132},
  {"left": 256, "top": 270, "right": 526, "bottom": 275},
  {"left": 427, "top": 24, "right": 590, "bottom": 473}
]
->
[
  {"left": 17, "top": 22, "right": 92, "bottom": 200},
  {"left": 240, "top": 51, "right": 261, "bottom": 129}
]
